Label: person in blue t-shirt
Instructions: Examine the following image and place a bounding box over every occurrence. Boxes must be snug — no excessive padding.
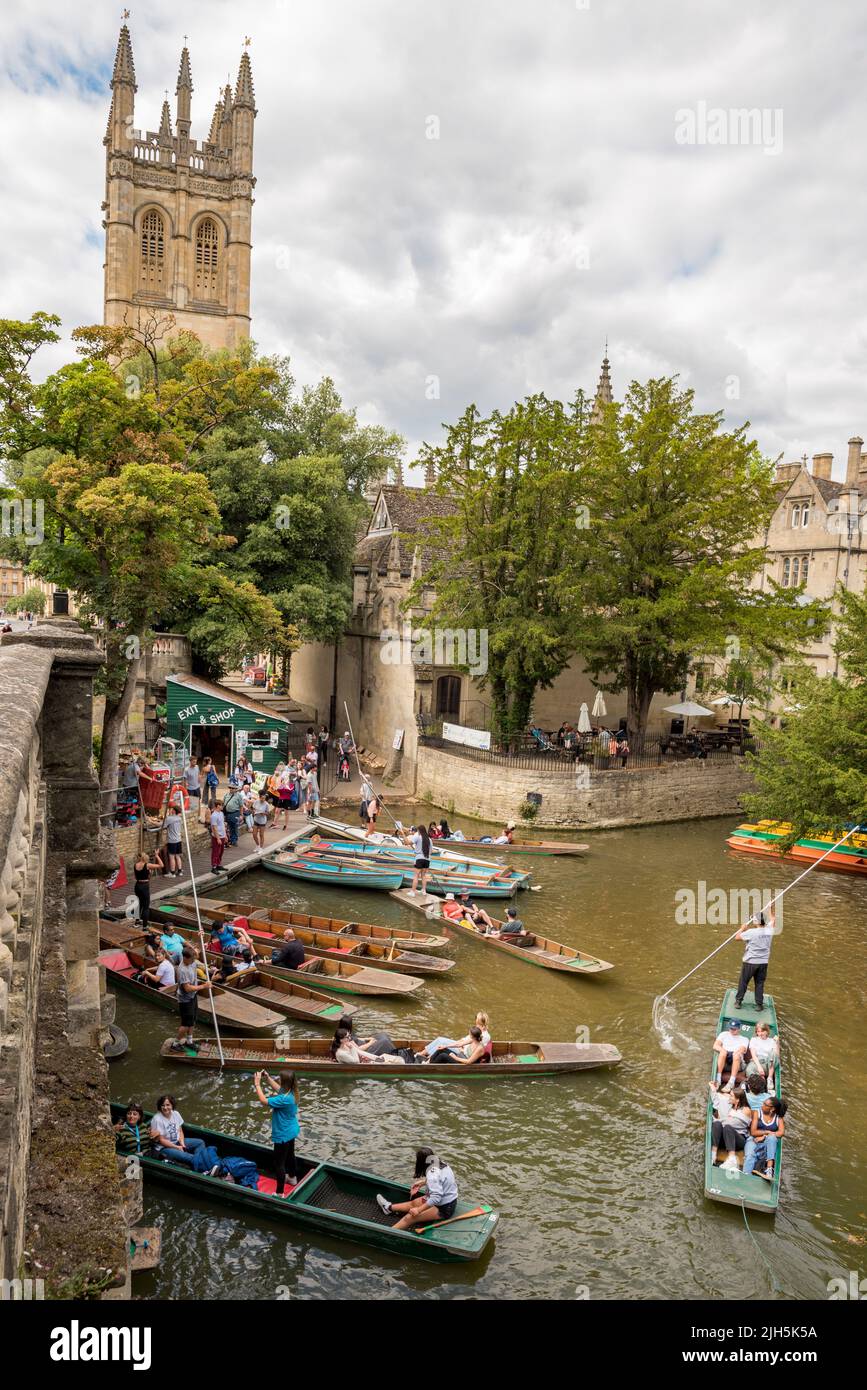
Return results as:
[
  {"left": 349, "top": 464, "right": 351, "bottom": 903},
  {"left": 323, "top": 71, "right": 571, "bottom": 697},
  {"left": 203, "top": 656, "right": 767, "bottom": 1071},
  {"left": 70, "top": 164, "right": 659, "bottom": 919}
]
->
[
  {"left": 160, "top": 929, "right": 185, "bottom": 964},
  {"left": 254, "top": 1070, "right": 300, "bottom": 1195}
]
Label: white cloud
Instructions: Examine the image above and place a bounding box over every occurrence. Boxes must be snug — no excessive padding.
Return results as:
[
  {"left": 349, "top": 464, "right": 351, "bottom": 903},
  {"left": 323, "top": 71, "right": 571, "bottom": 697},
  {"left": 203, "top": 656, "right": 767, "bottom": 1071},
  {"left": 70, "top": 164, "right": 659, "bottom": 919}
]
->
[{"left": 0, "top": 0, "right": 864, "bottom": 478}]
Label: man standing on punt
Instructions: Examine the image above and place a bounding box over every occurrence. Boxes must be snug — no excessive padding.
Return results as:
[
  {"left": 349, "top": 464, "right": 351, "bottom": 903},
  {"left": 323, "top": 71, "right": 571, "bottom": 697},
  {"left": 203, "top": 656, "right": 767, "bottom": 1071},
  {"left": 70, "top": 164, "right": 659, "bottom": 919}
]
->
[{"left": 733, "top": 910, "right": 777, "bottom": 1011}]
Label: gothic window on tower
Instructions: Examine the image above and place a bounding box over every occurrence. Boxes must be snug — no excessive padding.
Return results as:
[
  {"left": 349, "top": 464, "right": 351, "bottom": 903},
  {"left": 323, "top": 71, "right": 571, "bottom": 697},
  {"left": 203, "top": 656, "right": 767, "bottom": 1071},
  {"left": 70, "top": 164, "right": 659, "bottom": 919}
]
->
[
  {"left": 194, "top": 217, "right": 220, "bottom": 300},
  {"left": 140, "top": 210, "right": 165, "bottom": 292}
]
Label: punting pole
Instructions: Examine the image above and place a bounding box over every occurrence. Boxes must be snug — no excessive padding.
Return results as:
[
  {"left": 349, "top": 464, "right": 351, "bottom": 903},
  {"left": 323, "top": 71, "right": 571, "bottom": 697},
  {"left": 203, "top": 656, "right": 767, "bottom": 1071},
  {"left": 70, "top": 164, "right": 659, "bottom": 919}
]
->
[
  {"left": 178, "top": 789, "right": 225, "bottom": 1069},
  {"left": 343, "top": 700, "right": 402, "bottom": 833},
  {"left": 655, "top": 823, "right": 863, "bottom": 1007}
]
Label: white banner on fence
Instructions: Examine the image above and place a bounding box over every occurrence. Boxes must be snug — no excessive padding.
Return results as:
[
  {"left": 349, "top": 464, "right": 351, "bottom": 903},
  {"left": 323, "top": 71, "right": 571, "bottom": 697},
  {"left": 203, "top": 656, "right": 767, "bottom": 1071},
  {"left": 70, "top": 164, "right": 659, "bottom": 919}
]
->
[{"left": 442, "top": 722, "right": 492, "bottom": 750}]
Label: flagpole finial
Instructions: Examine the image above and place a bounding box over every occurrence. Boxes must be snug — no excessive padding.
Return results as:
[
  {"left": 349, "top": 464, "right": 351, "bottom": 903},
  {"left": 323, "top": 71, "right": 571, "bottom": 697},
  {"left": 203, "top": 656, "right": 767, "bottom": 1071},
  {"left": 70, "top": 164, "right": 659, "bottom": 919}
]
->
[
  {"left": 244, "top": 35, "right": 252, "bottom": 46},
  {"left": 122, "top": 8, "right": 130, "bottom": 19}
]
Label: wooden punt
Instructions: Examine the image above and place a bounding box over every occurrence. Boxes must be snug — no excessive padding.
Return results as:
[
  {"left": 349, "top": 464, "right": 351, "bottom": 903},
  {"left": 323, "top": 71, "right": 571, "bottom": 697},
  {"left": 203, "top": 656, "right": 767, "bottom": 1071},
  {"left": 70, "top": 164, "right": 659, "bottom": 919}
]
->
[
  {"left": 293, "top": 836, "right": 531, "bottom": 892},
  {"left": 157, "top": 897, "right": 450, "bottom": 951},
  {"left": 726, "top": 820, "right": 867, "bottom": 876},
  {"left": 98, "top": 947, "right": 285, "bottom": 1035},
  {"left": 435, "top": 837, "right": 589, "bottom": 856},
  {"left": 261, "top": 852, "right": 405, "bottom": 891},
  {"left": 266, "top": 848, "right": 520, "bottom": 899},
  {"left": 151, "top": 923, "right": 424, "bottom": 998},
  {"left": 420, "top": 903, "right": 613, "bottom": 976},
  {"left": 159, "top": 1035, "right": 623, "bottom": 1077},
  {"left": 111, "top": 1104, "right": 498, "bottom": 1263},
  {"left": 154, "top": 899, "right": 453, "bottom": 976},
  {"left": 704, "top": 989, "right": 782, "bottom": 1214}
]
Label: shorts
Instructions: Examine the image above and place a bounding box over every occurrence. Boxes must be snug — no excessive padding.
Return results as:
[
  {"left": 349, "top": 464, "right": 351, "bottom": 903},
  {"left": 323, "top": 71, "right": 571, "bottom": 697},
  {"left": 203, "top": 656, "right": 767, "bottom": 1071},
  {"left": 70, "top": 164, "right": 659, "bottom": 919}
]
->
[
  {"left": 435, "top": 1200, "right": 457, "bottom": 1220},
  {"left": 178, "top": 997, "right": 198, "bottom": 1027},
  {"left": 166, "top": 841, "right": 182, "bottom": 856},
  {"left": 415, "top": 858, "right": 430, "bottom": 869},
  {"left": 188, "top": 787, "right": 200, "bottom": 800}
]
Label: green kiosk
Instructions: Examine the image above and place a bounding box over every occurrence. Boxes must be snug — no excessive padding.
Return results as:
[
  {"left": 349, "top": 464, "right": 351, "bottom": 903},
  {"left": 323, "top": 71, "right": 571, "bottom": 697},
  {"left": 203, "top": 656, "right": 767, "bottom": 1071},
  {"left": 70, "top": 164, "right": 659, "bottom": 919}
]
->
[{"left": 165, "top": 674, "right": 292, "bottom": 778}]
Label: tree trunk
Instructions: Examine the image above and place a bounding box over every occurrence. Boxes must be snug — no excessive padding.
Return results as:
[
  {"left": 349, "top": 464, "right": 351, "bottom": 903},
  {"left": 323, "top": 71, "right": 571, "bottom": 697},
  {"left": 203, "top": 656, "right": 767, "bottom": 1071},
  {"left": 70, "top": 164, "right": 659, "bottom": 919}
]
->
[
  {"left": 625, "top": 655, "right": 655, "bottom": 741},
  {"left": 99, "top": 655, "right": 142, "bottom": 816}
]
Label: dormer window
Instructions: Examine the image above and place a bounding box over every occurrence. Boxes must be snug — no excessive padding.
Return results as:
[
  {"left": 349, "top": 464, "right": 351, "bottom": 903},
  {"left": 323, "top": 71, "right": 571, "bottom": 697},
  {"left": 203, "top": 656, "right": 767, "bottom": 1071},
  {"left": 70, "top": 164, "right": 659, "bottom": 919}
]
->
[{"left": 370, "top": 497, "right": 391, "bottom": 532}]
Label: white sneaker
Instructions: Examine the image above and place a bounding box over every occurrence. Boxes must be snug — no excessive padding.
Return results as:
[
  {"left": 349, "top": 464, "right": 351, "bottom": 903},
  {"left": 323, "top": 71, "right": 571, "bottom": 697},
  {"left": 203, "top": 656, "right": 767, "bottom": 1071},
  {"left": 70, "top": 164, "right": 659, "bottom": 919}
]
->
[{"left": 375, "top": 1193, "right": 392, "bottom": 1213}]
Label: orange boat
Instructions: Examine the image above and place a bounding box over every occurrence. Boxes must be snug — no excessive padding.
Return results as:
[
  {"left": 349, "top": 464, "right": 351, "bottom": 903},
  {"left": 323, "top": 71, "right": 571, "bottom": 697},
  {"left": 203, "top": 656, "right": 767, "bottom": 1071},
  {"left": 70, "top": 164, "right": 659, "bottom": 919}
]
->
[{"left": 726, "top": 820, "right": 867, "bottom": 876}]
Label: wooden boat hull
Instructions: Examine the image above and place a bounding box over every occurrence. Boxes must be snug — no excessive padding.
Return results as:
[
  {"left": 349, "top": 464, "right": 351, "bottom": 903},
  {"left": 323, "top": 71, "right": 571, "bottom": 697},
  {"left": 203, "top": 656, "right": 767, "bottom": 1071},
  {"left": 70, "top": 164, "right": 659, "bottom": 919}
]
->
[
  {"left": 437, "top": 838, "right": 589, "bottom": 856},
  {"left": 111, "top": 1105, "right": 498, "bottom": 1263},
  {"left": 153, "top": 900, "right": 453, "bottom": 976},
  {"left": 159, "top": 901, "right": 449, "bottom": 952},
  {"left": 292, "top": 837, "right": 531, "bottom": 892},
  {"left": 727, "top": 821, "right": 867, "bottom": 876},
  {"left": 417, "top": 904, "right": 613, "bottom": 975},
  {"left": 704, "top": 988, "right": 782, "bottom": 1214},
  {"left": 261, "top": 855, "right": 405, "bottom": 890},
  {"left": 98, "top": 948, "right": 285, "bottom": 1035},
  {"left": 159, "top": 1036, "right": 623, "bottom": 1077},
  {"left": 266, "top": 850, "right": 518, "bottom": 897}
]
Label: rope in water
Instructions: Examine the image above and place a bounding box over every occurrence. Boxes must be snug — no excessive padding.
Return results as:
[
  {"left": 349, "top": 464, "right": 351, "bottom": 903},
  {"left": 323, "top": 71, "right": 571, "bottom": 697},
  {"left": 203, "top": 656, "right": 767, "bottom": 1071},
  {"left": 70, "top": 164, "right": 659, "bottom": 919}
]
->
[{"left": 740, "top": 1199, "right": 782, "bottom": 1293}]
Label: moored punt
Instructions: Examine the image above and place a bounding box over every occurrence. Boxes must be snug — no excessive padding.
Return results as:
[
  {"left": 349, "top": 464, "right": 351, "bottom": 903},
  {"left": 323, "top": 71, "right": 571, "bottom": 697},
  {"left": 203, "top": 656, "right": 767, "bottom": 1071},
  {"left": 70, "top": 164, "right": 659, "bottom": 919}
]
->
[
  {"left": 419, "top": 902, "right": 613, "bottom": 976},
  {"left": 704, "top": 989, "right": 782, "bottom": 1214},
  {"left": 437, "top": 837, "right": 589, "bottom": 857},
  {"left": 727, "top": 820, "right": 867, "bottom": 876},
  {"left": 293, "top": 834, "right": 532, "bottom": 892},
  {"left": 157, "top": 897, "right": 450, "bottom": 950},
  {"left": 266, "top": 848, "right": 520, "bottom": 898},
  {"left": 150, "top": 922, "right": 425, "bottom": 997},
  {"left": 261, "top": 851, "right": 405, "bottom": 891},
  {"left": 98, "top": 947, "right": 285, "bottom": 1035},
  {"left": 160, "top": 1035, "right": 623, "bottom": 1077},
  {"left": 112, "top": 1104, "right": 498, "bottom": 1263}
]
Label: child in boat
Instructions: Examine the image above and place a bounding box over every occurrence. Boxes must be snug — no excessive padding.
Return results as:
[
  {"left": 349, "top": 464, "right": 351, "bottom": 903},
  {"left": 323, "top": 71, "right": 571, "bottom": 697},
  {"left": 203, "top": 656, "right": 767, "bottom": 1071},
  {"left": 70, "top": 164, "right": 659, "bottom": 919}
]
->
[
  {"left": 376, "top": 1149, "right": 458, "bottom": 1229},
  {"left": 709, "top": 1084, "right": 751, "bottom": 1165},
  {"left": 746, "top": 1021, "right": 779, "bottom": 1089},
  {"left": 743, "top": 1096, "right": 787, "bottom": 1181}
]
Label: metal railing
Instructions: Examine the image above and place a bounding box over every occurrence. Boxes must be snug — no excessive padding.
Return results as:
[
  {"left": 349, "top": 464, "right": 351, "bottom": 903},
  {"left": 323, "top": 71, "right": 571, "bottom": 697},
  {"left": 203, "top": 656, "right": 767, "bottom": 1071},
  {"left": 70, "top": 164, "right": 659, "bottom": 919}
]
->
[{"left": 416, "top": 730, "right": 762, "bottom": 773}]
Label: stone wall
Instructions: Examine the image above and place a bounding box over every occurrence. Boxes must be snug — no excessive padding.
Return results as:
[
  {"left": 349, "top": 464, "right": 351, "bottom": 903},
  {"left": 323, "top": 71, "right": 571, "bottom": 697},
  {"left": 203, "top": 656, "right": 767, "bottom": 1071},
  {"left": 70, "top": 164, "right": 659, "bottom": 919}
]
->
[
  {"left": 0, "top": 617, "right": 130, "bottom": 1296},
  {"left": 415, "top": 744, "right": 755, "bottom": 829}
]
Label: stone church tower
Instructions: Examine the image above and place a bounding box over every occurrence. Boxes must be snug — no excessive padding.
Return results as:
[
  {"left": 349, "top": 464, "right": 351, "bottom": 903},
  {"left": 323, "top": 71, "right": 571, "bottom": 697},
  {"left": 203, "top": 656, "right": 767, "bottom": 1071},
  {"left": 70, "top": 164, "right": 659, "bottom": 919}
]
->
[{"left": 102, "top": 23, "right": 256, "bottom": 351}]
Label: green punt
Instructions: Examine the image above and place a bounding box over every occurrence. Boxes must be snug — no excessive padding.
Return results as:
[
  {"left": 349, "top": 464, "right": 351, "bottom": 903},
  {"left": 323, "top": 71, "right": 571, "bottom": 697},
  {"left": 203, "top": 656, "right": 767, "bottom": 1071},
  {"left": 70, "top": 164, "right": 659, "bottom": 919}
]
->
[
  {"left": 704, "top": 989, "right": 782, "bottom": 1215},
  {"left": 111, "top": 1105, "right": 498, "bottom": 1264}
]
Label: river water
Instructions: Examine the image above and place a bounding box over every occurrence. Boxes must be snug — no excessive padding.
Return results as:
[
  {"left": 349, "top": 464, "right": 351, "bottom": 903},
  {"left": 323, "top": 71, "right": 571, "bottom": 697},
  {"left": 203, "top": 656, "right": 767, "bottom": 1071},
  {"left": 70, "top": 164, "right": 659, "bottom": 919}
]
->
[{"left": 111, "top": 810, "right": 867, "bottom": 1301}]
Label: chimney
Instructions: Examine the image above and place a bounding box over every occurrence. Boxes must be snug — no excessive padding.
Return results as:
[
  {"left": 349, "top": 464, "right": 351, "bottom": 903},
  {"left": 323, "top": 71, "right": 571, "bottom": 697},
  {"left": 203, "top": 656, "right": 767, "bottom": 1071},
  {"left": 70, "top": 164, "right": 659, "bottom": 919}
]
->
[
  {"left": 811, "top": 452, "right": 833, "bottom": 481},
  {"left": 847, "top": 437, "right": 864, "bottom": 487},
  {"left": 775, "top": 462, "right": 800, "bottom": 484}
]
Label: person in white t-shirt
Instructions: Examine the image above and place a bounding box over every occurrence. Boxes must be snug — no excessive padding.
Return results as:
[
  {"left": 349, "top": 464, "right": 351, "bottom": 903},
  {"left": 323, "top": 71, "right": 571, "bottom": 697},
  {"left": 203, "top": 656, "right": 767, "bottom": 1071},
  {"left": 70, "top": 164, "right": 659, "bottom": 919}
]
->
[
  {"left": 713, "top": 1019, "right": 748, "bottom": 1091},
  {"left": 139, "top": 949, "right": 175, "bottom": 991},
  {"left": 149, "top": 1093, "right": 208, "bottom": 1169},
  {"left": 746, "top": 1021, "right": 779, "bottom": 1089},
  {"left": 376, "top": 1148, "right": 460, "bottom": 1227}
]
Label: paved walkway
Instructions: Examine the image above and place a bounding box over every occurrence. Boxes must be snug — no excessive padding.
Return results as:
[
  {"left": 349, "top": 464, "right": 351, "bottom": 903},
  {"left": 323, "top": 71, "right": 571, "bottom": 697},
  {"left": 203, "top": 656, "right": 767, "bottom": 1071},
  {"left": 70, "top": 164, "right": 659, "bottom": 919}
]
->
[{"left": 106, "top": 810, "right": 310, "bottom": 912}]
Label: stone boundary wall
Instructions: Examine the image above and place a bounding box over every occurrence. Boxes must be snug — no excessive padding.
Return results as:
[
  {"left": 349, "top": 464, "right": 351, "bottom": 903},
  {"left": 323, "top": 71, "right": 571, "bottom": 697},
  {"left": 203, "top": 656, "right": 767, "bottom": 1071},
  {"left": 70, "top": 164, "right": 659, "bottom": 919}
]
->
[
  {"left": 0, "top": 618, "right": 130, "bottom": 1295},
  {"left": 416, "top": 744, "right": 755, "bottom": 829}
]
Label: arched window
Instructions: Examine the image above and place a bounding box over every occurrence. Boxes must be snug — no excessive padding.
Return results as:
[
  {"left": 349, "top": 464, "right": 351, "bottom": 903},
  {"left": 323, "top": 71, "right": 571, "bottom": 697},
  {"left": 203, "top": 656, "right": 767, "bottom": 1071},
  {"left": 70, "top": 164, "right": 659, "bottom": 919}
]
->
[
  {"left": 194, "top": 217, "right": 220, "bottom": 299},
  {"left": 435, "top": 675, "right": 462, "bottom": 720},
  {"left": 140, "top": 210, "right": 165, "bottom": 291}
]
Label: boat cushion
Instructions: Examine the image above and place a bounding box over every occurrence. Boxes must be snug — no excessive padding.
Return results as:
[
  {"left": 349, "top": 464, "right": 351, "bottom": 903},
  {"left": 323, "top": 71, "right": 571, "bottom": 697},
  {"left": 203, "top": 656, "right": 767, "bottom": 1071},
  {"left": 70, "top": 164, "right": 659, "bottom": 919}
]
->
[
  {"left": 515, "top": 1054, "right": 540, "bottom": 1064},
  {"left": 101, "top": 951, "right": 135, "bottom": 975}
]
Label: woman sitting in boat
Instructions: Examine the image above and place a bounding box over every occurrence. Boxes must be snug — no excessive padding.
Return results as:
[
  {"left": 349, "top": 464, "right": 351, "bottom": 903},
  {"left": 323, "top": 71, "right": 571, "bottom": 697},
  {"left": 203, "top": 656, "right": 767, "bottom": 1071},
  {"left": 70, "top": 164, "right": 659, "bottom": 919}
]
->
[
  {"left": 335, "top": 1016, "right": 407, "bottom": 1057},
  {"left": 428, "top": 821, "right": 442, "bottom": 839},
  {"left": 745, "top": 1021, "right": 779, "bottom": 1090},
  {"left": 330, "top": 1027, "right": 408, "bottom": 1065},
  {"left": 419, "top": 1012, "right": 491, "bottom": 1063},
  {"left": 149, "top": 1094, "right": 209, "bottom": 1170},
  {"left": 376, "top": 1148, "right": 459, "bottom": 1229},
  {"left": 427, "top": 1025, "right": 489, "bottom": 1065},
  {"left": 231, "top": 948, "right": 256, "bottom": 974},
  {"left": 743, "top": 1096, "right": 788, "bottom": 1182},
  {"left": 459, "top": 898, "right": 497, "bottom": 933},
  {"left": 113, "top": 1102, "right": 152, "bottom": 1157},
  {"left": 439, "top": 818, "right": 452, "bottom": 838},
  {"left": 708, "top": 1084, "right": 751, "bottom": 1166},
  {"left": 491, "top": 821, "right": 516, "bottom": 845},
  {"left": 137, "top": 948, "right": 176, "bottom": 991}
]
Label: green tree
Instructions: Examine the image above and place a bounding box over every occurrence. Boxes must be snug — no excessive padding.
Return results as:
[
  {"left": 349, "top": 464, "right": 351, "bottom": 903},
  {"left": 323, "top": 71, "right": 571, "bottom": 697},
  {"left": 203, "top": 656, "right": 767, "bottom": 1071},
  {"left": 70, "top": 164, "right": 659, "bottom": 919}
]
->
[
  {"left": 5, "top": 585, "right": 46, "bottom": 615},
  {"left": 414, "top": 396, "right": 584, "bottom": 741},
  {"left": 559, "top": 378, "right": 824, "bottom": 736},
  {"left": 745, "top": 588, "right": 867, "bottom": 836},
  {"left": 0, "top": 314, "right": 293, "bottom": 792}
]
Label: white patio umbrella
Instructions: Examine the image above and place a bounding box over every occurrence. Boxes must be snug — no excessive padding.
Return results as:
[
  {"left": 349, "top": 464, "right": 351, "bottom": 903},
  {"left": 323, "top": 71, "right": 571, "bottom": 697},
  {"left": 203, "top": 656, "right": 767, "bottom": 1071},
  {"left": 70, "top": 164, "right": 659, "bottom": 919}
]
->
[
  {"left": 664, "top": 699, "right": 714, "bottom": 732},
  {"left": 591, "top": 690, "right": 607, "bottom": 719},
  {"left": 577, "top": 702, "right": 592, "bottom": 733}
]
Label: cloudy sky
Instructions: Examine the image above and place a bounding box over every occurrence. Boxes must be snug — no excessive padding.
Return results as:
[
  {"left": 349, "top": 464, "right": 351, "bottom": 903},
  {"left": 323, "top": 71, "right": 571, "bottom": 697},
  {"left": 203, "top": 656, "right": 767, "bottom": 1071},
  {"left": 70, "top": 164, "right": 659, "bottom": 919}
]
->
[{"left": 0, "top": 0, "right": 864, "bottom": 475}]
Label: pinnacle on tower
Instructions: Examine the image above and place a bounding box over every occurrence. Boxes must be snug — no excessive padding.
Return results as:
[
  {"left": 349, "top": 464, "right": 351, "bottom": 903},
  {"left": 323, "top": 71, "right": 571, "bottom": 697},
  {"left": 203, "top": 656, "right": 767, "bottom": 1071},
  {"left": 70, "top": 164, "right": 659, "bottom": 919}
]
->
[
  {"left": 591, "top": 345, "right": 614, "bottom": 424},
  {"left": 159, "top": 99, "right": 173, "bottom": 140},
  {"left": 176, "top": 45, "right": 193, "bottom": 93},
  {"left": 234, "top": 49, "right": 256, "bottom": 108},
  {"left": 111, "top": 23, "right": 137, "bottom": 87},
  {"left": 208, "top": 96, "right": 223, "bottom": 147},
  {"left": 424, "top": 456, "right": 436, "bottom": 488}
]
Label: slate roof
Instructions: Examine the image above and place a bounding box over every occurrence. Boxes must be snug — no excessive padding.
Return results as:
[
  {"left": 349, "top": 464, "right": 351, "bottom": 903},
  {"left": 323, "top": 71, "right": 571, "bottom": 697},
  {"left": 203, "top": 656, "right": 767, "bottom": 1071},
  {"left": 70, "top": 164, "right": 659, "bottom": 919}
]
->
[{"left": 354, "top": 484, "right": 458, "bottom": 576}]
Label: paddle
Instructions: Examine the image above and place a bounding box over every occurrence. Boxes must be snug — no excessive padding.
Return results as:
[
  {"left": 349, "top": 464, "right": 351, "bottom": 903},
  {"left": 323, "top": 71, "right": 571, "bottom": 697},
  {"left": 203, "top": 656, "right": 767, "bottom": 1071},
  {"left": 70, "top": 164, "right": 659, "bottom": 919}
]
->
[{"left": 414, "top": 1204, "right": 493, "bottom": 1236}]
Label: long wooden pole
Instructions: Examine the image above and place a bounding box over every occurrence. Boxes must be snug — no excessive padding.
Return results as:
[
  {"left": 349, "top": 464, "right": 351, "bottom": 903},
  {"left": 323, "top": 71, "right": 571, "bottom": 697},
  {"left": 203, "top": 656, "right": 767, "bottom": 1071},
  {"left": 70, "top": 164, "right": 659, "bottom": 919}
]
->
[{"left": 179, "top": 794, "right": 225, "bottom": 1068}]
